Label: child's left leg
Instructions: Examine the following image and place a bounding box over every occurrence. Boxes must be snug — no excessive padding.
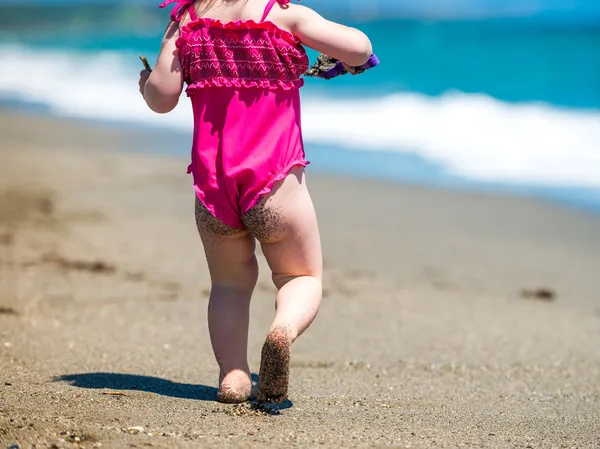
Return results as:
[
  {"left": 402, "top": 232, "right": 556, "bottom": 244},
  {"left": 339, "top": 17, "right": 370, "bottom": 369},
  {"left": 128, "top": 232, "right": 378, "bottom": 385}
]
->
[{"left": 195, "top": 198, "right": 258, "bottom": 403}]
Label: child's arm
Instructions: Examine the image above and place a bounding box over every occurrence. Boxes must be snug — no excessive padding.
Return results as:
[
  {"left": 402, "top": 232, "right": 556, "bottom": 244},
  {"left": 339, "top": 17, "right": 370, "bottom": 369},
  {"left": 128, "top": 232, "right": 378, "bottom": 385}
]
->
[
  {"left": 288, "top": 6, "right": 373, "bottom": 67},
  {"left": 141, "top": 21, "right": 183, "bottom": 114}
]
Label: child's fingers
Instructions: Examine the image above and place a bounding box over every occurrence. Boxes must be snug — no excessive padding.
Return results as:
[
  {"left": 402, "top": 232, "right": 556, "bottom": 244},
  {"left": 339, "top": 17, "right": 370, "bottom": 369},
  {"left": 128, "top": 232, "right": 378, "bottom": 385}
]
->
[{"left": 139, "top": 70, "right": 150, "bottom": 96}]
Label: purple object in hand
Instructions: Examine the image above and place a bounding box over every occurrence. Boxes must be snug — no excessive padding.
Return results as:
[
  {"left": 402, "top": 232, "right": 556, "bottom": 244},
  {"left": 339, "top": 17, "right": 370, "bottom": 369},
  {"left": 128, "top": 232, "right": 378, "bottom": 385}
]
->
[{"left": 317, "top": 54, "right": 380, "bottom": 80}]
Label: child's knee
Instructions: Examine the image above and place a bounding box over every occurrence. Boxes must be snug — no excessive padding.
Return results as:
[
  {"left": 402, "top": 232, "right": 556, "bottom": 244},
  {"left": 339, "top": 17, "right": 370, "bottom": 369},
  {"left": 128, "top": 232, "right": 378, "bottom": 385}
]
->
[
  {"left": 211, "top": 256, "right": 259, "bottom": 292},
  {"left": 272, "top": 273, "right": 322, "bottom": 292}
]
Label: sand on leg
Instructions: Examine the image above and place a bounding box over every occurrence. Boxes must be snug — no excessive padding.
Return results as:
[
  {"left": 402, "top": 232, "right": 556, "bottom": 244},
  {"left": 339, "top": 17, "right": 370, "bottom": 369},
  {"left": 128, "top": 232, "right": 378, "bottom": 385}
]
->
[
  {"left": 195, "top": 198, "right": 258, "bottom": 403},
  {"left": 242, "top": 166, "right": 323, "bottom": 403}
]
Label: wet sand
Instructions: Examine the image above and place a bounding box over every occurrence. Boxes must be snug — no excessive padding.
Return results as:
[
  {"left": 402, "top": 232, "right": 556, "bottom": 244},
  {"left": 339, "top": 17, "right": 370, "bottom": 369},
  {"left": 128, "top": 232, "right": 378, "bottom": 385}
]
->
[{"left": 1, "top": 112, "right": 599, "bottom": 448}]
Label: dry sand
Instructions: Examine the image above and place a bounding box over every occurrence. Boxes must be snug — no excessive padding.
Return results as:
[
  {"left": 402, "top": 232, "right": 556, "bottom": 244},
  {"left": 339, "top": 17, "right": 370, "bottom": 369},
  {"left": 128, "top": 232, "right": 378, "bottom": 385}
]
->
[{"left": 1, "top": 112, "right": 599, "bottom": 448}]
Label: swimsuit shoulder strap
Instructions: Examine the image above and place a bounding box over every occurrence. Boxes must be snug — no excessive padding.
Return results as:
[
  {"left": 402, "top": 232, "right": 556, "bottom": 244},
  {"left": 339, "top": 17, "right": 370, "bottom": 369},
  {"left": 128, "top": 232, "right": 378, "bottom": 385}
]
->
[
  {"left": 159, "top": 0, "right": 198, "bottom": 23},
  {"left": 260, "top": 0, "right": 291, "bottom": 23},
  {"left": 187, "top": 2, "right": 198, "bottom": 21}
]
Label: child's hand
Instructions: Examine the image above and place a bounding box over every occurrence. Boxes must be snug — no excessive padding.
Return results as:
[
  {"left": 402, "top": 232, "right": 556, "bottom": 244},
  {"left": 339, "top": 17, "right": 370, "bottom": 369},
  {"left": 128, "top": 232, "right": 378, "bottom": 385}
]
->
[{"left": 138, "top": 70, "right": 151, "bottom": 97}]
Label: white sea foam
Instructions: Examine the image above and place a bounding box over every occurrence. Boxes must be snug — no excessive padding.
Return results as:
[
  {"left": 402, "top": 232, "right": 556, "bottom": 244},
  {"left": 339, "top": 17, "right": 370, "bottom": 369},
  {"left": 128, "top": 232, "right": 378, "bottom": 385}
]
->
[{"left": 1, "top": 44, "right": 599, "bottom": 187}]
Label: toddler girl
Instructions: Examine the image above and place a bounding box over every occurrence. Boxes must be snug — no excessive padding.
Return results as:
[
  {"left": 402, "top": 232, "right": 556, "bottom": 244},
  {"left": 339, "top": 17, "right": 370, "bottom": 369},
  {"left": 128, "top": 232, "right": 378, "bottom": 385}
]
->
[{"left": 139, "top": 0, "right": 373, "bottom": 404}]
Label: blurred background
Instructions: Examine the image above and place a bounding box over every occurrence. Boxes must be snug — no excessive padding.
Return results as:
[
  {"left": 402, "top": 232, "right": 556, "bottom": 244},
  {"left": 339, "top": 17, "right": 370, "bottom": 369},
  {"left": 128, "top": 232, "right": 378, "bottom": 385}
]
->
[{"left": 1, "top": 0, "right": 599, "bottom": 212}]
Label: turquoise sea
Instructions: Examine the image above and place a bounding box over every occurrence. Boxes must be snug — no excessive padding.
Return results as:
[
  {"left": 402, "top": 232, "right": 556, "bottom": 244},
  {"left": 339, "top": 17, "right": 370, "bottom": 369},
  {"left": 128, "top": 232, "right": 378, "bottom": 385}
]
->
[{"left": 1, "top": 0, "right": 599, "bottom": 213}]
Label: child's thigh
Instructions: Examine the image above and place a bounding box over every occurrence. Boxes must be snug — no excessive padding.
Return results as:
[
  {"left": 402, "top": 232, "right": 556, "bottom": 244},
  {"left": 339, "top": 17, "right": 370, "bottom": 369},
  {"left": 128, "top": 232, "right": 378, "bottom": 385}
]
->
[
  {"left": 242, "top": 166, "right": 322, "bottom": 281},
  {"left": 195, "top": 197, "right": 257, "bottom": 286}
]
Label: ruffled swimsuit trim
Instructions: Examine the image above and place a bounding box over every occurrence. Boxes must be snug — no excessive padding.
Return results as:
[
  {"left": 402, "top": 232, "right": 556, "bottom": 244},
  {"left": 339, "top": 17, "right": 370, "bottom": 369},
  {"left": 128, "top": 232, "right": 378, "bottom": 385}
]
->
[
  {"left": 248, "top": 159, "right": 310, "bottom": 213},
  {"left": 185, "top": 78, "right": 304, "bottom": 95}
]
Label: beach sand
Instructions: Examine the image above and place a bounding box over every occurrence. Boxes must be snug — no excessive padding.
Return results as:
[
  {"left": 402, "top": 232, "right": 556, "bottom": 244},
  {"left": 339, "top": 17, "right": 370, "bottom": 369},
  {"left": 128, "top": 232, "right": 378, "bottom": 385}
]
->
[{"left": 1, "top": 112, "right": 599, "bottom": 448}]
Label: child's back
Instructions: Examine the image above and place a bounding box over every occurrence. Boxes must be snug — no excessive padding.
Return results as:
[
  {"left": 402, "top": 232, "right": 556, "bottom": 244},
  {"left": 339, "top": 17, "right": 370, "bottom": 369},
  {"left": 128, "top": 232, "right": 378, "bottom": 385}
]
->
[
  {"left": 140, "top": 0, "right": 373, "bottom": 404},
  {"left": 169, "top": 0, "right": 299, "bottom": 29}
]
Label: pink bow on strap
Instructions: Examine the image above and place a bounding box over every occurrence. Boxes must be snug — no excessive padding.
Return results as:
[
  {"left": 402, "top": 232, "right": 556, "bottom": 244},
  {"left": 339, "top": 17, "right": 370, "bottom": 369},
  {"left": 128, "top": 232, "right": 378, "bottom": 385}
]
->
[{"left": 159, "top": 0, "right": 195, "bottom": 22}]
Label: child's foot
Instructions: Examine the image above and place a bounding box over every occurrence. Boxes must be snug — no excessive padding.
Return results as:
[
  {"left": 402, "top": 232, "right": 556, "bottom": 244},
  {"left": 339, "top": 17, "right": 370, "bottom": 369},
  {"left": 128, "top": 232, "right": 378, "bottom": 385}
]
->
[
  {"left": 217, "top": 369, "right": 252, "bottom": 404},
  {"left": 256, "top": 325, "right": 293, "bottom": 404}
]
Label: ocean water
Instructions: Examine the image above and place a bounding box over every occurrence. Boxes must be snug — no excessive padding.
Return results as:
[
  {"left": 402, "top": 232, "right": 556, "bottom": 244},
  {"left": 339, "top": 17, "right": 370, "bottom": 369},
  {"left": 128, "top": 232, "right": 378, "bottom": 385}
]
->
[{"left": 1, "top": 0, "right": 599, "bottom": 213}]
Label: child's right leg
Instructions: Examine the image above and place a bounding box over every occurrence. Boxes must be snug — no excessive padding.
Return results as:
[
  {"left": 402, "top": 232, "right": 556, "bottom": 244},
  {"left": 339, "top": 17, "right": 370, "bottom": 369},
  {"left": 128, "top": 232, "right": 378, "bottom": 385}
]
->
[{"left": 243, "top": 166, "right": 323, "bottom": 403}]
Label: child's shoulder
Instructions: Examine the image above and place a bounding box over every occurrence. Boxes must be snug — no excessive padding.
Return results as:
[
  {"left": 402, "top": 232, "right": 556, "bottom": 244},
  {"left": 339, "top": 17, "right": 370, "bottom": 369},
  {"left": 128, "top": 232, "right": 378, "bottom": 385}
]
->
[{"left": 267, "top": 1, "right": 323, "bottom": 31}]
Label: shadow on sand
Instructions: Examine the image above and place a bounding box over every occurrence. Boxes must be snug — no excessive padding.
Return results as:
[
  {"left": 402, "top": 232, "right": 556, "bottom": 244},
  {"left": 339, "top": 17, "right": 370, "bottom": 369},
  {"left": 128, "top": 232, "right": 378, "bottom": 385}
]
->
[
  {"left": 54, "top": 372, "right": 219, "bottom": 401},
  {"left": 54, "top": 372, "right": 293, "bottom": 410}
]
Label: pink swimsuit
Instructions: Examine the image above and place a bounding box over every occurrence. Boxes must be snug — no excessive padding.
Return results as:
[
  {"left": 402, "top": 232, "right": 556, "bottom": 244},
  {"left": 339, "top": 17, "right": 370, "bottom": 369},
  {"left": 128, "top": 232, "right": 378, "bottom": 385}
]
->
[{"left": 159, "top": 0, "right": 310, "bottom": 228}]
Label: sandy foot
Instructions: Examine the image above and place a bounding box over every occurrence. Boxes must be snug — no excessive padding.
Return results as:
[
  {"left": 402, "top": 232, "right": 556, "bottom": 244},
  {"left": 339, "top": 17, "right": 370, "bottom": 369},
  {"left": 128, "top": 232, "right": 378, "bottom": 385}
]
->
[
  {"left": 217, "top": 370, "right": 252, "bottom": 404},
  {"left": 256, "top": 325, "right": 293, "bottom": 404}
]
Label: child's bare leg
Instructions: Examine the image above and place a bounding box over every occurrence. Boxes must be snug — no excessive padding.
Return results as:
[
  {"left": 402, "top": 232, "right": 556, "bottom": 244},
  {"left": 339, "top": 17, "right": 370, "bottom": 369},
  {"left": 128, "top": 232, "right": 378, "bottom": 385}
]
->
[
  {"left": 242, "top": 166, "right": 323, "bottom": 403},
  {"left": 195, "top": 198, "right": 258, "bottom": 403}
]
